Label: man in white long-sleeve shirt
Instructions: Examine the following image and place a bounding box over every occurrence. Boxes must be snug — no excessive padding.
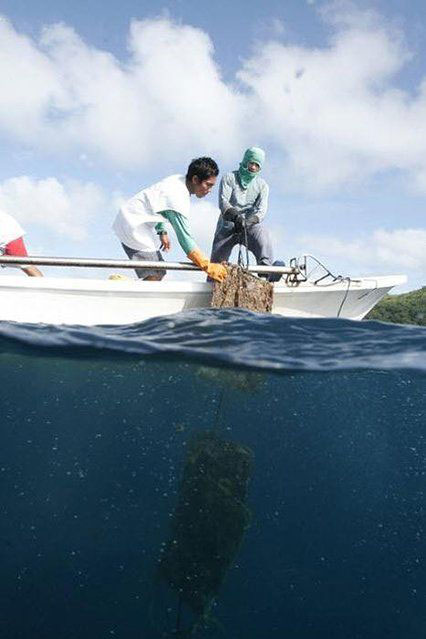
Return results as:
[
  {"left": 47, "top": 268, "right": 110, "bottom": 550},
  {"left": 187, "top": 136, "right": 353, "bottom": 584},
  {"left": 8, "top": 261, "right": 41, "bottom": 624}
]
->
[{"left": 113, "top": 157, "right": 227, "bottom": 282}]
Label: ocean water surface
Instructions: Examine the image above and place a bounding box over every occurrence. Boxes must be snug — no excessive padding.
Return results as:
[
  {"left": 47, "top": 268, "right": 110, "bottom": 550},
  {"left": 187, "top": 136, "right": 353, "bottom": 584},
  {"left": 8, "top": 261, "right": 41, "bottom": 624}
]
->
[{"left": 0, "top": 309, "right": 425, "bottom": 638}]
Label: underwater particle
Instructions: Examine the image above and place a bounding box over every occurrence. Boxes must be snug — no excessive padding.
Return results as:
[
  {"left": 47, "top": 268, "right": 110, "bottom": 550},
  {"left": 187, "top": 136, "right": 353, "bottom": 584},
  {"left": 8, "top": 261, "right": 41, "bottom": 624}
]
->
[
  {"left": 158, "top": 431, "right": 253, "bottom": 620},
  {"left": 196, "top": 365, "right": 265, "bottom": 392},
  {"left": 175, "top": 424, "right": 186, "bottom": 433}
]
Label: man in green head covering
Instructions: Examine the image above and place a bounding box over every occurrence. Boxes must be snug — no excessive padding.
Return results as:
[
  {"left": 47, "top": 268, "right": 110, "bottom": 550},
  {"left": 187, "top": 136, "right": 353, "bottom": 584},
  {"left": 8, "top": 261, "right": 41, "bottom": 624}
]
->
[
  {"left": 209, "top": 146, "right": 274, "bottom": 270},
  {"left": 238, "top": 147, "right": 266, "bottom": 188}
]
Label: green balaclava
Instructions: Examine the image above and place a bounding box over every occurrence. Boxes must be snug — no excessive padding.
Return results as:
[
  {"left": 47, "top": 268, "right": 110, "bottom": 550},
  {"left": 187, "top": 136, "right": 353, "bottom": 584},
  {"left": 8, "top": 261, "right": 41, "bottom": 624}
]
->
[{"left": 238, "top": 146, "right": 265, "bottom": 189}]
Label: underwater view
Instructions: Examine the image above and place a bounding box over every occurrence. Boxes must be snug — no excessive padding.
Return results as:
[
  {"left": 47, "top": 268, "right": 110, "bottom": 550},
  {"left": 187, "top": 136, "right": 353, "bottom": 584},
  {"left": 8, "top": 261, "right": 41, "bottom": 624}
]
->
[{"left": 0, "top": 309, "right": 425, "bottom": 639}]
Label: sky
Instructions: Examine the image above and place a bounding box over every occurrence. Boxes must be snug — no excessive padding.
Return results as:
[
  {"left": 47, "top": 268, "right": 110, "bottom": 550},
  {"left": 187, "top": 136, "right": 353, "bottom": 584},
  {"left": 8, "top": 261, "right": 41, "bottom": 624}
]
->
[{"left": 0, "top": 0, "right": 425, "bottom": 291}]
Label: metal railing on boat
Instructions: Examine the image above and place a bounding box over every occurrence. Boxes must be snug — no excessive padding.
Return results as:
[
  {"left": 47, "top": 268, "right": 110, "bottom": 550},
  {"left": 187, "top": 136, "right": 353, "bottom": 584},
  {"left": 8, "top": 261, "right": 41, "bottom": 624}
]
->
[{"left": 0, "top": 255, "right": 298, "bottom": 276}]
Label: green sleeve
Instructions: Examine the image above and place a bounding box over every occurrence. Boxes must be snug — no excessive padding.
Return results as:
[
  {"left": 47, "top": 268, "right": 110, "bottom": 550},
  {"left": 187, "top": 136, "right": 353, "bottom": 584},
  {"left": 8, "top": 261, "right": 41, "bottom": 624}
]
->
[
  {"left": 155, "top": 221, "right": 167, "bottom": 234},
  {"left": 159, "top": 210, "right": 197, "bottom": 254}
]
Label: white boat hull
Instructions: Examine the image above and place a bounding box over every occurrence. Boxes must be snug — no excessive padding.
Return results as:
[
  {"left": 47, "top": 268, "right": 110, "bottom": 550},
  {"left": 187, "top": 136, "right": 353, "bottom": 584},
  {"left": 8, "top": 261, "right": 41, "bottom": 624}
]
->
[{"left": 0, "top": 274, "right": 407, "bottom": 325}]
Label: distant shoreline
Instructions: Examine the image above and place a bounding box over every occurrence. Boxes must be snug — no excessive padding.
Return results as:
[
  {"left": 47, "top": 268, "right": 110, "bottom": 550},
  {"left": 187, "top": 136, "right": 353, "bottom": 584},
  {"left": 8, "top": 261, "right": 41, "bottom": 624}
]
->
[{"left": 366, "top": 286, "right": 425, "bottom": 326}]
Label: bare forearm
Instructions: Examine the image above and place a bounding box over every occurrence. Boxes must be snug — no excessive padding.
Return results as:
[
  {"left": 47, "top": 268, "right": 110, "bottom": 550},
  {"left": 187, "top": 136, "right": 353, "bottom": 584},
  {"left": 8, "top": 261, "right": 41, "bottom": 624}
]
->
[{"left": 23, "top": 266, "right": 43, "bottom": 277}]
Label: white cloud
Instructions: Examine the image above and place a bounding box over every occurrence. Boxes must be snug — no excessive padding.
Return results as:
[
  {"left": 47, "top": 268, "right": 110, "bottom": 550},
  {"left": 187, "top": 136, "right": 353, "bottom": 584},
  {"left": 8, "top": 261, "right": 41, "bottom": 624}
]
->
[
  {"left": 0, "top": 17, "right": 61, "bottom": 141},
  {"left": 254, "top": 17, "right": 286, "bottom": 39},
  {"left": 1, "top": 6, "right": 426, "bottom": 193},
  {"left": 374, "top": 228, "right": 426, "bottom": 270},
  {"left": 189, "top": 199, "right": 220, "bottom": 255},
  {"left": 297, "top": 227, "right": 426, "bottom": 276},
  {"left": 0, "top": 16, "right": 245, "bottom": 167},
  {"left": 0, "top": 176, "right": 106, "bottom": 240},
  {"left": 237, "top": 7, "right": 426, "bottom": 190}
]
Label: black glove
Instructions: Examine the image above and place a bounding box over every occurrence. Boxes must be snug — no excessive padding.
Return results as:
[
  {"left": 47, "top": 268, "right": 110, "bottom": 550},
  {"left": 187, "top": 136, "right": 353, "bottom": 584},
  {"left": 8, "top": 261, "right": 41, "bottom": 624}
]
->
[
  {"left": 245, "top": 214, "right": 259, "bottom": 228},
  {"left": 233, "top": 214, "right": 245, "bottom": 233},
  {"left": 223, "top": 207, "right": 240, "bottom": 222}
]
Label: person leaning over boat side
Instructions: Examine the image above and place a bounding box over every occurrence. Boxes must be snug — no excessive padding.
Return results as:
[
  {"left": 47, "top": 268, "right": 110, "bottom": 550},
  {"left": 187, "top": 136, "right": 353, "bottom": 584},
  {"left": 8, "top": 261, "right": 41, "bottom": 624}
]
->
[
  {"left": 209, "top": 147, "right": 274, "bottom": 272},
  {"left": 0, "top": 210, "right": 43, "bottom": 277},
  {"left": 112, "top": 157, "right": 228, "bottom": 282}
]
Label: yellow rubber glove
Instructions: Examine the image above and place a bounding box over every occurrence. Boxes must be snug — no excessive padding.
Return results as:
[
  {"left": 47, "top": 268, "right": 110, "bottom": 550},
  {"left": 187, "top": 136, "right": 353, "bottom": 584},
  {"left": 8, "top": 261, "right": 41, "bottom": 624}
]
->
[
  {"left": 187, "top": 248, "right": 228, "bottom": 282},
  {"left": 108, "top": 274, "right": 130, "bottom": 280}
]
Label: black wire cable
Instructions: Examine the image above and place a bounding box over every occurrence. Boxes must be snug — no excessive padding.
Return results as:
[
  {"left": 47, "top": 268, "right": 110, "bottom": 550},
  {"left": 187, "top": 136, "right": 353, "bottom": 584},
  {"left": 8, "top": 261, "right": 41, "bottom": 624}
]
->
[
  {"left": 336, "top": 277, "right": 352, "bottom": 317},
  {"left": 295, "top": 255, "right": 355, "bottom": 317},
  {"left": 236, "top": 218, "right": 249, "bottom": 270}
]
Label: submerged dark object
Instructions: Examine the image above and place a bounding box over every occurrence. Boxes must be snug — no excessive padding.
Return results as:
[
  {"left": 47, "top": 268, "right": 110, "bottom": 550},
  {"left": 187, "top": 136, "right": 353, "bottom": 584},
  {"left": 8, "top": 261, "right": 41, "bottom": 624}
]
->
[
  {"left": 158, "top": 431, "right": 253, "bottom": 618},
  {"left": 211, "top": 265, "right": 273, "bottom": 312}
]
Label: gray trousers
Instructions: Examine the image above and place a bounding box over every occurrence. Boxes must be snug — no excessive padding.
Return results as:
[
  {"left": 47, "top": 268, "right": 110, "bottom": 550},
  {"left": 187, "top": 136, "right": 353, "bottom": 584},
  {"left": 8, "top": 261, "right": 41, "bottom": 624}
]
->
[
  {"left": 210, "top": 223, "right": 274, "bottom": 265},
  {"left": 122, "top": 243, "right": 166, "bottom": 279}
]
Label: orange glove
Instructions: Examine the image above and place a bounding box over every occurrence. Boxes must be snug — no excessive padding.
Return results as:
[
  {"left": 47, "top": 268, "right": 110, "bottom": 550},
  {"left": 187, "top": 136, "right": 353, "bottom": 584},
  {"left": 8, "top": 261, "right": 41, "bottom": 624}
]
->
[{"left": 187, "top": 248, "right": 228, "bottom": 282}]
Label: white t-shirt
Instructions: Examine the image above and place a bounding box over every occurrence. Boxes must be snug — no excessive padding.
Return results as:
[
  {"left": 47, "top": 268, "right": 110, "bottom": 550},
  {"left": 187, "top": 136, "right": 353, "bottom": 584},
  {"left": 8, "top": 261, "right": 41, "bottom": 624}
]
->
[
  {"left": 0, "top": 210, "right": 25, "bottom": 247},
  {"left": 113, "top": 174, "right": 191, "bottom": 252}
]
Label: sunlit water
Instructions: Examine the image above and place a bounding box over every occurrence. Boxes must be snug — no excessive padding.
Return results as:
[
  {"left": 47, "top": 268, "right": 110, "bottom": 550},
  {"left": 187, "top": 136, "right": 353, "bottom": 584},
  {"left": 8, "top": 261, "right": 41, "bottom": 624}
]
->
[{"left": 0, "top": 310, "right": 425, "bottom": 638}]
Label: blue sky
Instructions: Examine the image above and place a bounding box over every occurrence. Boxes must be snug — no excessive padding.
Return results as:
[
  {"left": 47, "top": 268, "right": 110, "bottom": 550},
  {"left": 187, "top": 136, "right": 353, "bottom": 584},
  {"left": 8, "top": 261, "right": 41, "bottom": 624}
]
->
[{"left": 0, "top": 0, "right": 425, "bottom": 290}]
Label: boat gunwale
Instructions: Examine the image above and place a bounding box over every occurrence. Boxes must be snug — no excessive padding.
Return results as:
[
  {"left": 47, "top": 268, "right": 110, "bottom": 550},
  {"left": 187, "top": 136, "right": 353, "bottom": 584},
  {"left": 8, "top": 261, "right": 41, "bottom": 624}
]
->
[{"left": 0, "top": 274, "right": 407, "bottom": 295}]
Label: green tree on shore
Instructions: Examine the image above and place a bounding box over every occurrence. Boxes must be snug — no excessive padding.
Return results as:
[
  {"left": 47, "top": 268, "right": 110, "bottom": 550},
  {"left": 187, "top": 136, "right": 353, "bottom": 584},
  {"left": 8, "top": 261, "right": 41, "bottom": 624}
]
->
[{"left": 366, "top": 286, "right": 426, "bottom": 326}]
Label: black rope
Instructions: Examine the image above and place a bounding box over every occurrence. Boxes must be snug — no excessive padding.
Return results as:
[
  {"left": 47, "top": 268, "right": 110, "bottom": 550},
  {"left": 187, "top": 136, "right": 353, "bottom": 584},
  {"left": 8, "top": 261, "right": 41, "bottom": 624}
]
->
[
  {"left": 237, "top": 243, "right": 243, "bottom": 268},
  {"left": 236, "top": 219, "right": 249, "bottom": 270},
  {"left": 174, "top": 595, "right": 183, "bottom": 635},
  {"left": 243, "top": 220, "right": 249, "bottom": 269},
  {"left": 169, "top": 387, "right": 226, "bottom": 637},
  {"left": 313, "top": 272, "right": 337, "bottom": 285},
  {"left": 213, "top": 387, "right": 226, "bottom": 431},
  {"left": 297, "top": 255, "right": 355, "bottom": 317},
  {"left": 336, "top": 277, "right": 352, "bottom": 317}
]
